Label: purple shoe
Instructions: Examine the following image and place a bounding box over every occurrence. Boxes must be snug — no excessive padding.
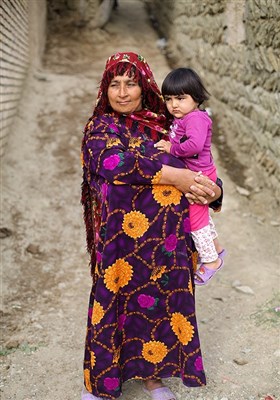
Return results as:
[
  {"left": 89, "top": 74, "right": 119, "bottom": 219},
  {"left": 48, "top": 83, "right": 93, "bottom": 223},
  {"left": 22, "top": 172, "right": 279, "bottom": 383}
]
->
[
  {"left": 81, "top": 388, "right": 104, "bottom": 400},
  {"left": 194, "top": 258, "right": 224, "bottom": 286},
  {"left": 218, "top": 249, "right": 227, "bottom": 260},
  {"left": 143, "top": 386, "right": 176, "bottom": 400}
]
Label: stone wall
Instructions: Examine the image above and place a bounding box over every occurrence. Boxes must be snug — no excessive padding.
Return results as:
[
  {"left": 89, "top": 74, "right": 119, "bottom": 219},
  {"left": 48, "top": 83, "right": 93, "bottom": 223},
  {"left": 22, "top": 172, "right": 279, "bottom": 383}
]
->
[
  {"left": 0, "top": 0, "right": 47, "bottom": 157},
  {"left": 47, "top": 0, "right": 112, "bottom": 29},
  {"left": 146, "top": 0, "right": 280, "bottom": 197}
]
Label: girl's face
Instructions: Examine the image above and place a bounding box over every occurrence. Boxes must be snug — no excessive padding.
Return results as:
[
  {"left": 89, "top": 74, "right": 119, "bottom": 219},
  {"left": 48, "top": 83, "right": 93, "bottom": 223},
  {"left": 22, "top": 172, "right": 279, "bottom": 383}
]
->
[
  {"left": 108, "top": 73, "right": 142, "bottom": 114},
  {"left": 164, "top": 94, "right": 198, "bottom": 118}
]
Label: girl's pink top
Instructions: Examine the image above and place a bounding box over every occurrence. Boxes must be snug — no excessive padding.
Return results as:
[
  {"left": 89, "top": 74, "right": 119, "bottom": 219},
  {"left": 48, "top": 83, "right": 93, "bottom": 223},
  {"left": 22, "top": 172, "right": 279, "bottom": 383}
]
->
[{"left": 169, "top": 109, "right": 215, "bottom": 172}]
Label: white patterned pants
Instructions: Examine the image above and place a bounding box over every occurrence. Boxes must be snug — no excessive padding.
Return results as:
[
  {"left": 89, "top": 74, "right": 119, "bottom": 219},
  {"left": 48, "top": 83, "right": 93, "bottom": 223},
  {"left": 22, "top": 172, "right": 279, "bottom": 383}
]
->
[{"left": 191, "top": 216, "right": 218, "bottom": 263}]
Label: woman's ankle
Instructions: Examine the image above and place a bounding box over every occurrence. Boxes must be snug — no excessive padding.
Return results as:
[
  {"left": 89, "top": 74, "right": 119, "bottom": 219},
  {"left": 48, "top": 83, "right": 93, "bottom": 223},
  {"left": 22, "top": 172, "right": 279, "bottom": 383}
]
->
[{"left": 144, "top": 379, "right": 163, "bottom": 391}]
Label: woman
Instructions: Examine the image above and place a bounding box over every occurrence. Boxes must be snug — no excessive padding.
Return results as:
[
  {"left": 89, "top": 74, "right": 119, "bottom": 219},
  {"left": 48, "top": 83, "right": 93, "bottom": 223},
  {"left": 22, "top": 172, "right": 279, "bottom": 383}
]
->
[{"left": 81, "top": 52, "right": 222, "bottom": 400}]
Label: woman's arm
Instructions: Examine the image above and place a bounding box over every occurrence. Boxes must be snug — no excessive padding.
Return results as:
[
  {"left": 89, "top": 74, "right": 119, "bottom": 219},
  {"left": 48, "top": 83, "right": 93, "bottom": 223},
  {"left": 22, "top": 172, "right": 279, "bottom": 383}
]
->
[
  {"left": 83, "top": 118, "right": 221, "bottom": 204},
  {"left": 159, "top": 165, "right": 221, "bottom": 205}
]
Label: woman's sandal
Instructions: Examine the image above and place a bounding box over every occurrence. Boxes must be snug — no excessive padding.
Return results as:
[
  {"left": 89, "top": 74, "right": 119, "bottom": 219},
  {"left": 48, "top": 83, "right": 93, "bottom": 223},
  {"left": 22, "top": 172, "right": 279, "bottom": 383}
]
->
[
  {"left": 194, "top": 258, "right": 224, "bottom": 286},
  {"left": 143, "top": 386, "right": 177, "bottom": 400},
  {"left": 81, "top": 388, "right": 104, "bottom": 400}
]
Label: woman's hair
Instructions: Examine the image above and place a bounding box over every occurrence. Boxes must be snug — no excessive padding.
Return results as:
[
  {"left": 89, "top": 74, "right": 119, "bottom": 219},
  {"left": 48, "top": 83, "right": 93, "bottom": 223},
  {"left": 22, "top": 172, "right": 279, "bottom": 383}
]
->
[{"left": 161, "top": 67, "right": 210, "bottom": 106}]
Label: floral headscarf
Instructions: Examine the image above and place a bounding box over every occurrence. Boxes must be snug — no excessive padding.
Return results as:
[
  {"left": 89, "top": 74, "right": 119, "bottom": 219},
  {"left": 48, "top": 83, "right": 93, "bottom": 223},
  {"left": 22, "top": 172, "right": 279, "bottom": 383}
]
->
[{"left": 84, "top": 52, "right": 170, "bottom": 136}]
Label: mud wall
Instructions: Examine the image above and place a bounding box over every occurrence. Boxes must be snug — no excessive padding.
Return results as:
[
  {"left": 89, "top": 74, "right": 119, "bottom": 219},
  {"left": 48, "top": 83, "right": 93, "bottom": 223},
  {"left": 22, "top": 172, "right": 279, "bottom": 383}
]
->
[
  {"left": 147, "top": 0, "right": 280, "bottom": 196},
  {"left": 0, "top": 0, "right": 47, "bottom": 157},
  {"left": 47, "top": 0, "right": 110, "bottom": 29}
]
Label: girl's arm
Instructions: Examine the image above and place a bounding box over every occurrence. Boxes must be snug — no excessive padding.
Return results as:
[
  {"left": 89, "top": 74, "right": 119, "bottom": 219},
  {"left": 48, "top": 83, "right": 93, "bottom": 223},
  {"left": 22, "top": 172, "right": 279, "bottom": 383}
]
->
[
  {"left": 170, "top": 114, "right": 209, "bottom": 157},
  {"left": 155, "top": 114, "right": 208, "bottom": 157}
]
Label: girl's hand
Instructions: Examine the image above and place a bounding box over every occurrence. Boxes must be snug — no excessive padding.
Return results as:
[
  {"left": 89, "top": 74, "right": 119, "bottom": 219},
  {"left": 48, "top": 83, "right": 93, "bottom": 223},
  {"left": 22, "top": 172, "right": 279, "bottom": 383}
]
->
[{"left": 154, "top": 140, "right": 172, "bottom": 153}]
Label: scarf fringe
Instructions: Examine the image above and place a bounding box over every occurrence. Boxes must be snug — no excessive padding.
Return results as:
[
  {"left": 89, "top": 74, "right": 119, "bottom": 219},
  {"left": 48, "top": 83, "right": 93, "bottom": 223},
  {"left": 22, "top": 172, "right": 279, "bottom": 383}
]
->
[{"left": 81, "top": 178, "right": 96, "bottom": 277}]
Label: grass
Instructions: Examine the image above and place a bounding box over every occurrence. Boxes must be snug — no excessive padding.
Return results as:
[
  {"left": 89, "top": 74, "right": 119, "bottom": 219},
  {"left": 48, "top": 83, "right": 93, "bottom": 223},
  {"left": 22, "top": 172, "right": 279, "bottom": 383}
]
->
[
  {"left": 251, "top": 291, "right": 280, "bottom": 327},
  {"left": 0, "top": 342, "right": 47, "bottom": 357}
]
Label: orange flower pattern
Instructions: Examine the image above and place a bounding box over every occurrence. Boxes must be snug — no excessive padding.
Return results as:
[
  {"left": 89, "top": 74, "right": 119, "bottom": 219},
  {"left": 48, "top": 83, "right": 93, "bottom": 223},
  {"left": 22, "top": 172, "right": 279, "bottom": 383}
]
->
[
  {"left": 142, "top": 340, "right": 168, "bottom": 364},
  {"left": 84, "top": 368, "right": 92, "bottom": 392},
  {"left": 192, "top": 251, "right": 199, "bottom": 272},
  {"left": 129, "top": 137, "right": 143, "bottom": 148},
  {"left": 151, "top": 170, "right": 162, "bottom": 184},
  {"left": 152, "top": 185, "right": 182, "bottom": 206},
  {"left": 104, "top": 259, "right": 133, "bottom": 293},
  {"left": 106, "top": 137, "right": 121, "bottom": 148},
  {"left": 150, "top": 265, "right": 167, "bottom": 281},
  {"left": 90, "top": 351, "right": 96, "bottom": 368},
  {"left": 122, "top": 211, "right": 149, "bottom": 238},
  {"left": 171, "top": 313, "right": 194, "bottom": 345},
  {"left": 91, "top": 301, "right": 105, "bottom": 325}
]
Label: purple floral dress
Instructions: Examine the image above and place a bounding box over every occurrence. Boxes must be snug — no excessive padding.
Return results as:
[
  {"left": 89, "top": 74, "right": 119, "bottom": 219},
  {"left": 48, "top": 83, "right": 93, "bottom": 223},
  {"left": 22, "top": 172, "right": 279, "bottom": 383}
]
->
[{"left": 81, "top": 113, "right": 206, "bottom": 399}]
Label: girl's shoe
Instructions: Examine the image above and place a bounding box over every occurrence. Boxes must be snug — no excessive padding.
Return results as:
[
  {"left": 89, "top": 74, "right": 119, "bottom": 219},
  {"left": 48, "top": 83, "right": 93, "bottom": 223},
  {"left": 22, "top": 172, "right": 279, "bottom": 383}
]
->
[
  {"left": 81, "top": 388, "right": 104, "bottom": 400},
  {"left": 194, "top": 258, "right": 224, "bottom": 286},
  {"left": 143, "top": 386, "right": 177, "bottom": 400},
  {"left": 218, "top": 248, "right": 227, "bottom": 260}
]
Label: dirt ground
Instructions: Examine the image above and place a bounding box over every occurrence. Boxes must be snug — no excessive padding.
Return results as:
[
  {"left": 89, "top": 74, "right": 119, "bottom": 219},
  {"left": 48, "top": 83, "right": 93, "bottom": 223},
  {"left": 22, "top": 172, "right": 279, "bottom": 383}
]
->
[{"left": 1, "top": 1, "right": 280, "bottom": 400}]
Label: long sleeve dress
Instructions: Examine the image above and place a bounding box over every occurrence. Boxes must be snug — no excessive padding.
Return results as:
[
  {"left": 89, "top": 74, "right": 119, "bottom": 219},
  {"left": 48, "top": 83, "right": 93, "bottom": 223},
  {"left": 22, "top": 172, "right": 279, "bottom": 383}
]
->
[{"left": 81, "top": 113, "right": 206, "bottom": 399}]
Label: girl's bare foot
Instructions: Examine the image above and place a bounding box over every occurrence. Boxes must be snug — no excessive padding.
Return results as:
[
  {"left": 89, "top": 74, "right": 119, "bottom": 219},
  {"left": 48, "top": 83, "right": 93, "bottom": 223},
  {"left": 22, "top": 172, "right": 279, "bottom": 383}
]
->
[{"left": 203, "top": 257, "right": 222, "bottom": 270}]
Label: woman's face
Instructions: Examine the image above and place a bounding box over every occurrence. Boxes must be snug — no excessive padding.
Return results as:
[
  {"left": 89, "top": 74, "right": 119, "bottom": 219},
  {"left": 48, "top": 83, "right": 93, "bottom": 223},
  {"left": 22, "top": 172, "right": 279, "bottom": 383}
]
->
[{"left": 108, "top": 73, "right": 142, "bottom": 114}]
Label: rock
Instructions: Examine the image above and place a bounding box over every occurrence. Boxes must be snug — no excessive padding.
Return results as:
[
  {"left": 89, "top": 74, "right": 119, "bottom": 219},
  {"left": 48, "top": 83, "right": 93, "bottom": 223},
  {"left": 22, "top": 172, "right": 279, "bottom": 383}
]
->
[
  {"left": 212, "top": 296, "right": 224, "bottom": 302},
  {"left": 34, "top": 72, "right": 48, "bottom": 81},
  {"left": 236, "top": 185, "right": 251, "bottom": 197},
  {"left": 241, "top": 348, "right": 252, "bottom": 354},
  {"left": 0, "top": 227, "right": 13, "bottom": 238},
  {"left": 234, "top": 285, "right": 255, "bottom": 295},
  {"left": 233, "top": 358, "right": 249, "bottom": 365},
  {"left": 5, "top": 339, "right": 20, "bottom": 349},
  {"left": 270, "top": 220, "right": 280, "bottom": 227},
  {"left": 273, "top": 349, "right": 280, "bottom": 357},
  {"left": 231, "top": 280, "right": 242, "bottom": 288},
  {"left": 26, "top": 244, "right": 41, "bottom": 255},
  {"left": 32, "top": 323, "right": 43, "bottom": 330}
]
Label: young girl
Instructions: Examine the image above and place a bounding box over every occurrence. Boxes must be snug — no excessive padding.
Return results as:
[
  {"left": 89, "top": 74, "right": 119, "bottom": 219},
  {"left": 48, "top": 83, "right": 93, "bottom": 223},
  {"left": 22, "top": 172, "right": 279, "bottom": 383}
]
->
[{"left": 155, "top": 67, "right": 226, "bottom": 285}]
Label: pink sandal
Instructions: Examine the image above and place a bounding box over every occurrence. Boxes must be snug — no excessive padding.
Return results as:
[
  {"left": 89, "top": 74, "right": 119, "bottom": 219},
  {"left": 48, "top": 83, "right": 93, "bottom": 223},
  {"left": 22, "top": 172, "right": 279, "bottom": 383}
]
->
[
  {"left": 194, "top": 258, "right": 224, "bottom": 286},
  {"left": 143, "top": 386, "right": 176, "bottom": 400}
]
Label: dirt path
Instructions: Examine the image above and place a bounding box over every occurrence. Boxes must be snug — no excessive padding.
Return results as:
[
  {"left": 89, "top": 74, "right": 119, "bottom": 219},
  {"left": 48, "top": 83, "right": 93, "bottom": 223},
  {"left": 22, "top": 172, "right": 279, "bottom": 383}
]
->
[{"left": 1, "top": 2, "right": 279, "bottom": 400}]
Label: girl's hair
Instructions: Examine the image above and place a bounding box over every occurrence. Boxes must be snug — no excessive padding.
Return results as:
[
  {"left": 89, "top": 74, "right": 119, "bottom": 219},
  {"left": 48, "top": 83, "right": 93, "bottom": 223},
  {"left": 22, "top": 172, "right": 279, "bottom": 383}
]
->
[{"left": 161, "top": 67, "right": 210, "bottom": 106}]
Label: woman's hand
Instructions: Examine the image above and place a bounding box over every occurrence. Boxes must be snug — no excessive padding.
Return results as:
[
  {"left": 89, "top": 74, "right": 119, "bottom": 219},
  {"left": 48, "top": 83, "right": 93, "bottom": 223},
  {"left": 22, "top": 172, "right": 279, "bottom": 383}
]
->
[
  {"left": 185, "top": 173, "right": 221, "bottom": 205},
  {"left": 160, "top": 166, "right": 221, "bottom": 205}
]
